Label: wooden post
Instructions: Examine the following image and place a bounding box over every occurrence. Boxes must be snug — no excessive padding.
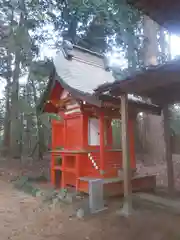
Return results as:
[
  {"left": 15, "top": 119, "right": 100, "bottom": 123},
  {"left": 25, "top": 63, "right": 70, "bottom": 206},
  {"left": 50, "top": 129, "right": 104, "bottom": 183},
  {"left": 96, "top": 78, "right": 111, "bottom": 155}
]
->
[
  {"left": 99, "top": 112, "right": 105, "bottom": 176},
  {"left": 128, "top": 119, "right": 136, "bottom": 170},
  {"left": 120, "top": 93, "right": 133, "bottom": 216},
  {"left": 162, "top": 105, "right": 175, "bottom": 195}
]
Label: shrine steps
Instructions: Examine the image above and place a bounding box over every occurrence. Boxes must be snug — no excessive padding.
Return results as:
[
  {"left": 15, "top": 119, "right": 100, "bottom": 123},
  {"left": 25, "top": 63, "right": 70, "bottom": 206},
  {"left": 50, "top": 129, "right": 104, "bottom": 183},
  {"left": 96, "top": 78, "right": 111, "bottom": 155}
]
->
[{"left": 79, "top": 174, "right": 156, "bottom": 197}]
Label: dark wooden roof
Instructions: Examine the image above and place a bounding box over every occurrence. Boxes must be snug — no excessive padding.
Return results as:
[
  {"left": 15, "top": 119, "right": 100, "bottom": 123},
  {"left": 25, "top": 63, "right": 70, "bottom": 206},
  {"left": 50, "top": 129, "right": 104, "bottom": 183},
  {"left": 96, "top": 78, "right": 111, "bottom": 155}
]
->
[
  {"left": 127, "top": 0, "right": 180, "bottom": 33},
  {"left": 95, "top": 58, "right": 180, "bottom": 106}
]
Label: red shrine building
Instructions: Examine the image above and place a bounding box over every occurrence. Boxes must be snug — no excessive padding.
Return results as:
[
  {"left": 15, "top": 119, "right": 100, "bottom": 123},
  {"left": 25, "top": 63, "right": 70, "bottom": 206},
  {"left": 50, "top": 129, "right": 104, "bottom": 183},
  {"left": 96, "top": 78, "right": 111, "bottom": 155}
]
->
[{"left": 38, "top": 42, "right": 161, "bottom": 196}]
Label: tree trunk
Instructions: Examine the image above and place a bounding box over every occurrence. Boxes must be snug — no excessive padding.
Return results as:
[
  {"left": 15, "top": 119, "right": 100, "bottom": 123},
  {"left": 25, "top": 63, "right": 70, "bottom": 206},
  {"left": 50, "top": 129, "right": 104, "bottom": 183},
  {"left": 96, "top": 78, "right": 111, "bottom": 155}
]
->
[
  {"left": 3, "top": 54, "right": 12, "bottom": 156},
  {"left": 3, "top": 80, "right": 11, "bottom": 156},
  {"left": 141, "top": 16, "right": 165, "bottom": 164},
  {"left": 143, "top": 16, "right": 174, "bottom": 193},
  {"left": 24, "top": 83, "right": 33, "bottom": 155},
  {"left": 10, "top": 0, "right": 27, "bottom": 158},
  {"left": 143, "top": 16, "right": 158, "bottom": 66},
  {"left": 10, "top": 51, "right": 21, "bottom": 158},
  {"left": 30, "top": 78, "right": 45, "bottom": 159}
]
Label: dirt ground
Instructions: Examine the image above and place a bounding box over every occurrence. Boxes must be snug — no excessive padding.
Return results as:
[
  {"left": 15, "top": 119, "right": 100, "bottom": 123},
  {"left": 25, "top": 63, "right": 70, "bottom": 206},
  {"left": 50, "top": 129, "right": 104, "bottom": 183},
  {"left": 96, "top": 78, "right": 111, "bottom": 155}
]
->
[
  {"left": 0, "top": 157, "right": 180, "bottom": 239},
  {"left": 0, "top": 181, "right": 180, "bottom": 240}
]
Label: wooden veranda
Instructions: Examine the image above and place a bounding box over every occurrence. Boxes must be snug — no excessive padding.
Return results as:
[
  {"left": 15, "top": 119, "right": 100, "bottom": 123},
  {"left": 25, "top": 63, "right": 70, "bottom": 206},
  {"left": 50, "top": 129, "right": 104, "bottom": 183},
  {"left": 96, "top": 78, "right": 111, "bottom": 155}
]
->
[{"left": 96, "top": 58, "right": 180, "bottom": 215}]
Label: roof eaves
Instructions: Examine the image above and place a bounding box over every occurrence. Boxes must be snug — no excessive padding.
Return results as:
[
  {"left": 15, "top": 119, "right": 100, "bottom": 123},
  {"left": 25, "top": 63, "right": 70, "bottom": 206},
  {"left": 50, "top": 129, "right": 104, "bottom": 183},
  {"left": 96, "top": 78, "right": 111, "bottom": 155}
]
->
[
  {"left": 95, "top": 57, "right": 180, "bottom": 94},
  {"left": 55, "top": 73, "right": 102, "bottom": 107}
]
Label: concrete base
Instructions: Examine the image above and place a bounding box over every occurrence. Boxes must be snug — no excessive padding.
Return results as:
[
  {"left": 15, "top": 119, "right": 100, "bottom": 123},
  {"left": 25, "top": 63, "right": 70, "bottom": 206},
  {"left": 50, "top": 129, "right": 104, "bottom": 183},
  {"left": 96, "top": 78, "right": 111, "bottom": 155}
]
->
[
  {"left": 91, "top": 206, "right": 108, "bottom": 214},
  {"left": 89, "top": 179, "right": 107, "bottom": 214},
  {"left": 116, "top": 201, "right": 134, "bottom": 217}
]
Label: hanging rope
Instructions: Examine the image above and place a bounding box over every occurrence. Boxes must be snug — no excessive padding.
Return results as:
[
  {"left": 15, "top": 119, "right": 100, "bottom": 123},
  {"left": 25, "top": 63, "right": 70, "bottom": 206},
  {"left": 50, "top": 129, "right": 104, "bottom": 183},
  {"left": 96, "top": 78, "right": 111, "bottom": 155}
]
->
[{"left": 88, "top": 153, "right": 99, "bottom": 171}]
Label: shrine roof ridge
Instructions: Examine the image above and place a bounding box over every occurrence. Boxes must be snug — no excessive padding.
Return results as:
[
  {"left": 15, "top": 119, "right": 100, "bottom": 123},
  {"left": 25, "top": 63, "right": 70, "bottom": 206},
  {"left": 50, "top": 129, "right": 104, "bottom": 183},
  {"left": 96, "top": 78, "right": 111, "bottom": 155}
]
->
[
  {"left": 71, "top": 44, "right": 104, "bottom": 59},
  {"left": 53, "top": 44, "right": 115, "bottom": 95}
]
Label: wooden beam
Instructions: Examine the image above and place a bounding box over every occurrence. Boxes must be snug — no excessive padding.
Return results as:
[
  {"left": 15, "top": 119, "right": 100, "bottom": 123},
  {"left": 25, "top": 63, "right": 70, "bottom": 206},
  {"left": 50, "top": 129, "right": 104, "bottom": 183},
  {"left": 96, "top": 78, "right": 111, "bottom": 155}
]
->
[
  {"left": 120, "top": 93, "right": 133, "bottom": 216},
  {"left": 162, "top": 105, "right": 175, "bottom": 195}
]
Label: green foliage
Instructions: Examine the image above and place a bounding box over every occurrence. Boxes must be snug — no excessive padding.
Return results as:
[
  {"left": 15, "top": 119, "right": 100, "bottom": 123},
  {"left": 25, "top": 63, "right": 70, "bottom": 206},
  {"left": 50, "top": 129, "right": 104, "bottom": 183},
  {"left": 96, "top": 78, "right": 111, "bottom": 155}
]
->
[
  {"left": 13, "top": 176, "right": 29, "bottom": 189},
  {"left": 39, "top": 112, "right": 62, "bottom": 129},
  {"left": 112, "top": 67, "right": 129, "bottom": 80},
  {"left": 18, "top": 98, "right": 35, "bottom": 114},
  {"left": 48, "top": 0, "right": 142, "bottom": 54},
  {"left": 13, "top": 175, "right": 42, "bottom": 197},
  {"left": 29, "top": 60, "right": 54, "bottom": 80}
]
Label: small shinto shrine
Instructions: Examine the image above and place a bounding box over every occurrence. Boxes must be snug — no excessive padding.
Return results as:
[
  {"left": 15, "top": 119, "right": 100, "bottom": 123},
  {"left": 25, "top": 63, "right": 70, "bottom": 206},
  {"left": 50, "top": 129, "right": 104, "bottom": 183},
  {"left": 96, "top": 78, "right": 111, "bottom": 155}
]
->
[{"left": 38, "top": 42, "right": 161, "bottom": 196}]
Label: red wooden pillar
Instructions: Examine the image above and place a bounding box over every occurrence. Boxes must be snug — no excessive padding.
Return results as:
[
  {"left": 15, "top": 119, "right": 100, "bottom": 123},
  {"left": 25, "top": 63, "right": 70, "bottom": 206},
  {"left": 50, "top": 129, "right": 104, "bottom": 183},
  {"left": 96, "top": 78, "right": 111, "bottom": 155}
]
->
[
  {"left": 51, "top": 154, "right": 55, "bottom": 185},
  {"left": 61, "top": 155, "right": 65, "bottom": 188},
  {"left": 128, "top": 119, "right": 136, "bottom": 170},
  {"left": 81, "top": 114, "right": 88, "bottom": 148},
  {"left": 76, "top": 154, "right": 80, "bottom": 191},
  {"left": 99, "top": 112, "right": 105, "bottom": 176},
  {"left": 64, "top": 119, "right": 67, "bottom": 149},
  {"left": 51, "top": 120, "right": 56, "bottom": 186}
]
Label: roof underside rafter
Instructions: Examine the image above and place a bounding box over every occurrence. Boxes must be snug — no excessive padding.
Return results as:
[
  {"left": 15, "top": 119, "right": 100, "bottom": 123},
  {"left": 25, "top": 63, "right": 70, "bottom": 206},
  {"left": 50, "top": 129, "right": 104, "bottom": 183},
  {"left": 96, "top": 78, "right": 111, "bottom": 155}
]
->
[{"left": 127, "top": 0, "right": 180, "bottom": 33}]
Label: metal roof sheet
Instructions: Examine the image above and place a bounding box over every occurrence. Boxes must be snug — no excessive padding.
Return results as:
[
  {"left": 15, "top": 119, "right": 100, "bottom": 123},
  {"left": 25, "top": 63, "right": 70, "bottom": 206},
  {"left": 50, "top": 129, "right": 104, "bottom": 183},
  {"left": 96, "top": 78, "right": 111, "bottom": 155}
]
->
[
  {"left": 53, "top": 48, "right": 115, "bottom": 95},
  {"left": 37, "top": 45, "right": 162, "bottom": 115}
]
